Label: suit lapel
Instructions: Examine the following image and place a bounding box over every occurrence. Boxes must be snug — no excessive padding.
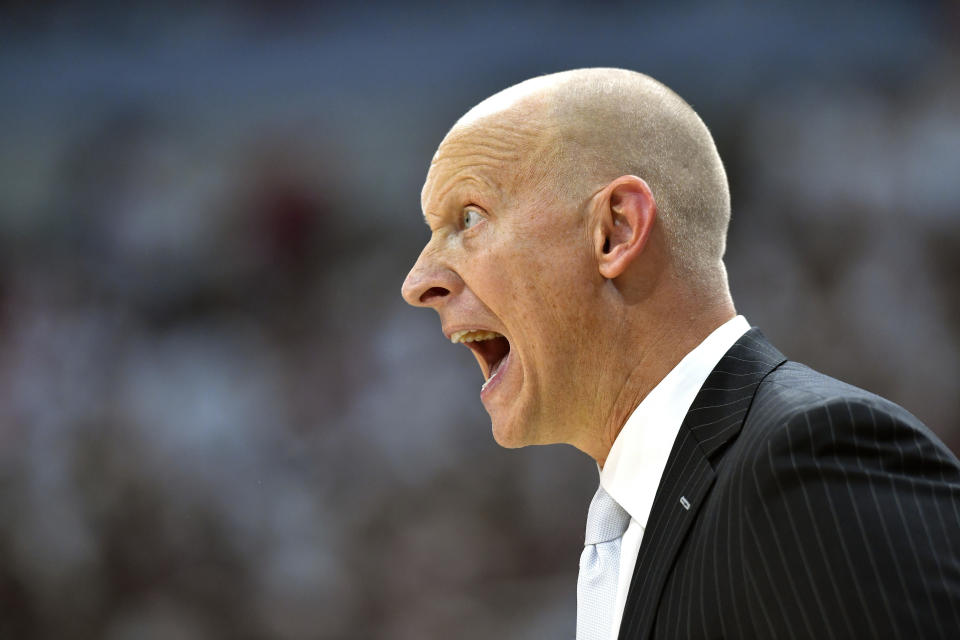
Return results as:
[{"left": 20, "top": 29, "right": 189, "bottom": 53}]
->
[{"left": 617, "top": 329, "right": 786, "bottom": 640}]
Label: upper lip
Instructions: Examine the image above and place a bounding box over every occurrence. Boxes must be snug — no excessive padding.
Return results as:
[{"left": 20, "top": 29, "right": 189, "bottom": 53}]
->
[{"left": 442, "top": 324, "right": 501, "bottom": 341}]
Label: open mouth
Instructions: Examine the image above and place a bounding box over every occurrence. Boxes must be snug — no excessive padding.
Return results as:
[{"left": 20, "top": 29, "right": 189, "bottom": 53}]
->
[{"left": 450, "top": 329, "right": 511, "bottom": 388}]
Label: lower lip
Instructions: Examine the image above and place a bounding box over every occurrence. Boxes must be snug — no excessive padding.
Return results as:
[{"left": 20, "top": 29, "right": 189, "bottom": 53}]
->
[{"left": 480, "top": 351, "right": 511, "bottom": 400}]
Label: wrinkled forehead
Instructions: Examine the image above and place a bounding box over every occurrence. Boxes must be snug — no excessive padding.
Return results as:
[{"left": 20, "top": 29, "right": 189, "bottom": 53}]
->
[{"left": 421, "top": 110, "right": 559, "bottom": 212}]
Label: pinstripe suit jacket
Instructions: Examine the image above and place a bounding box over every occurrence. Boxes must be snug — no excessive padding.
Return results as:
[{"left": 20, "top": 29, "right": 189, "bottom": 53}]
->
[{"left": 617, "top": 328, "right": 960, "bottom": 639}]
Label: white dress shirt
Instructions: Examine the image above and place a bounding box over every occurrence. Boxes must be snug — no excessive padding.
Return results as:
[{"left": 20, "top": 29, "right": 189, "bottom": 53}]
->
[{"left": 597, "top": 315, "right": 750, "bottom": 640}]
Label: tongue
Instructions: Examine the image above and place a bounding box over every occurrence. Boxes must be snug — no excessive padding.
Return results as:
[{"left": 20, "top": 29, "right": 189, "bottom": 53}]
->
[
  {"left": 469, "top": 335, "right": 510, "bottom": 381},
  {"left": 483, "top": 336, "right": 510, "bottom": 379},
  {"left": 488, "top": 353, "right": 506, "bottom": 379}
]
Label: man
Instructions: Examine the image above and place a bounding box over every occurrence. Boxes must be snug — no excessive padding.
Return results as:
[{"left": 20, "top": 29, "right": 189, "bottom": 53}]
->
[{"left": 400, "top": 68, "right": 960, "bottom": 639}]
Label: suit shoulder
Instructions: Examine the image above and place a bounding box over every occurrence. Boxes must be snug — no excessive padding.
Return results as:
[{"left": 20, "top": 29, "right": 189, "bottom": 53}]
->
[
  {"left": 750, "top": 360, "right": 926, "bottom": 437},
  {"left": 754, "top": 360, "right": 913, "bottom": 420},
  {"left": 738, "top": 360, "right": 960, "bottom": 481},
  {"left": 713, "top": 361, "right": 960, "bottom": 639}
]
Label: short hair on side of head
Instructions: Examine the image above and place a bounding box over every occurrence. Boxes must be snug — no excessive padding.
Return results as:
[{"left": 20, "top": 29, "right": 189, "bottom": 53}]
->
[{"left": 542, "top": 68, "right": 732, "bottom": 281}]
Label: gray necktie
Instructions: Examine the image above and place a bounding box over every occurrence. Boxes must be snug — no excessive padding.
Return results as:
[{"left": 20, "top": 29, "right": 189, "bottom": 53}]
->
[{"left": 576, "top": 484, "right": 631, "bottom": 640}]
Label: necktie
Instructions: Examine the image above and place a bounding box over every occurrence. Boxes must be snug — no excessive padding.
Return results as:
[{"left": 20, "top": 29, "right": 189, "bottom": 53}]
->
[{"left": 576, "top": 484, "right": 631, "bottom": 640}]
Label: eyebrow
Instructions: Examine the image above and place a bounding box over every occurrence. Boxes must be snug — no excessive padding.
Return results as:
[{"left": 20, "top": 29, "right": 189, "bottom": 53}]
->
[
  {"left": 419, "top": 167, "right": 501, "bottom": 231},
  {"left": 422, "top": 209, "right": 442, "bottom": 228}
]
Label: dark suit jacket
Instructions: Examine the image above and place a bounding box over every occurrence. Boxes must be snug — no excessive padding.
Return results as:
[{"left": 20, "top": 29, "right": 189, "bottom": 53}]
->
[{"left": 617, "top": 329, "right": 960, "bottom": 639}]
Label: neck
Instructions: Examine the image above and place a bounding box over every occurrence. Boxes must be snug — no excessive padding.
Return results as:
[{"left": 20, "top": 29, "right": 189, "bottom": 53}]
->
[{"left": 582, "top": 287, "right": 735, "bottom": 467}]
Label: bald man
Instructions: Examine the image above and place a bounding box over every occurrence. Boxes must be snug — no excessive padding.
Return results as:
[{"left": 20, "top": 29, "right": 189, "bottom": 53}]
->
[{"left": 401, "top": 69, "right": 960, "bottom": 640}]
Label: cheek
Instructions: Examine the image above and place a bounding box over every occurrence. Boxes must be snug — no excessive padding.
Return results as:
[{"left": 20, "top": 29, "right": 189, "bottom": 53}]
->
[
  {"left": 506, "top": 216, "right": 590, "bottom": 278},
  {"left": 508, "top": 264, "right": 593, "bottom": 361},
  {"left": 478, "top": 217, "right": 595, "bottom": 334}
]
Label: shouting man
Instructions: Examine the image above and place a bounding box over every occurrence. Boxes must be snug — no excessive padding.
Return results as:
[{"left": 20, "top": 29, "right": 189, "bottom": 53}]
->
[{"left": 401, "top": 68, "right": 960, "bottom": 640}]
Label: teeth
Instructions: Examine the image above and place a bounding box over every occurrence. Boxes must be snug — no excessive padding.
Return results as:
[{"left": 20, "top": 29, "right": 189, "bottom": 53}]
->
[{"left": 450, "top": 329, "right": 501, "bottom": 344}]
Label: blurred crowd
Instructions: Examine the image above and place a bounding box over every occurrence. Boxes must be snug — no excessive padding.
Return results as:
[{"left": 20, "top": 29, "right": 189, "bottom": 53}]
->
[{"left": 0, "top": 2, "right": 957, "bottom": 638}]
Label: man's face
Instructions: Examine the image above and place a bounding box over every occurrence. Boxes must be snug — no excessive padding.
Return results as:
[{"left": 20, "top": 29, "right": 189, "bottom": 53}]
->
[{"left": 401, "top": 120, "right": 602, "bottom": 448}]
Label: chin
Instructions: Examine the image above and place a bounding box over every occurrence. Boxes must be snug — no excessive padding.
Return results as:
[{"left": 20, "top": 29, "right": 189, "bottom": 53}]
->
[
  {"left": 490, "top": 418, "right": 533, "bottom": 449},
  {"left": 491, "top": 427, "right": 526, "bottom": 449},
  {"left": 490, "top": 411, "right": 561, "bottom": 449}
]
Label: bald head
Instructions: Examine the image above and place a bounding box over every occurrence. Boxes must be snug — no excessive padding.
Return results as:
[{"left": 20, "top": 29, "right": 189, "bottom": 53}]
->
[
  {"left": 407, "top": 69, "right": 736, "bottom": 459},
  {"left": 439, "top": 68, "right": 731, "bottom": 280}
]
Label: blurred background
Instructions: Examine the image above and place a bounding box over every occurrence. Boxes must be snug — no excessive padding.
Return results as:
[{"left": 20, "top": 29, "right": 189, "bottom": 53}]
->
[{"left": 1, "top": 1, "right": 958, "bottom": 638}]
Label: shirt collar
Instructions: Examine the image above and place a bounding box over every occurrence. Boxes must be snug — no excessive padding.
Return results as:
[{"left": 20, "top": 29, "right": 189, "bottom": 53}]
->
[{"left": 599, "top": 315, "right": 750, "bottom": 528}]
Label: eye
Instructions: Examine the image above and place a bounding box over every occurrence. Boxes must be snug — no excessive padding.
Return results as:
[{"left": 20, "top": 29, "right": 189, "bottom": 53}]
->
[{"left": 462, "top": 207, "right": 484, "bottom": 230}]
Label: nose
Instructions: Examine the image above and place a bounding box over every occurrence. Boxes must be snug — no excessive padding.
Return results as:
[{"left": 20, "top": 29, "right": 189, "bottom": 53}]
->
[{"left": 401, "top": 245, "right": 462, "bottom": 308}]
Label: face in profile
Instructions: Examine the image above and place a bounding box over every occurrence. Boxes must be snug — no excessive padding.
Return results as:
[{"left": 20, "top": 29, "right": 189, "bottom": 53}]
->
[{"left": 401, "top": 120, "right": 602, "bottom": 449}]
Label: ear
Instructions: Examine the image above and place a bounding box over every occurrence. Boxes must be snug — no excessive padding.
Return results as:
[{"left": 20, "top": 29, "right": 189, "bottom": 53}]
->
[{"left": 592, "top": 175, "right": 657, "bottom": 279}]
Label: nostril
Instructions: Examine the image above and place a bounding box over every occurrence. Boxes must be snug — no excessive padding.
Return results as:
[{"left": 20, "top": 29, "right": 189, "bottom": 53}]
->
[{"left": 420, "top": 286, "right": 449, "bottom": 304}]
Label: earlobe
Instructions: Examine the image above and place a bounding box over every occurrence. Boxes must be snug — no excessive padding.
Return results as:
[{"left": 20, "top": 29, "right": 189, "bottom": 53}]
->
[{"left": 595, "top": 176, "right": 657, "bottom": 279}]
